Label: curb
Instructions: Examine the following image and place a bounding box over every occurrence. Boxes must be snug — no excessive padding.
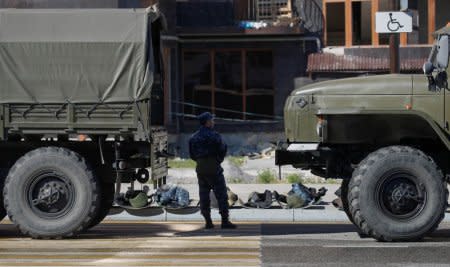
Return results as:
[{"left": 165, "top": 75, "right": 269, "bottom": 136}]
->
[{"left": 106, "top": 206, "right": 349, "bottom": 222}]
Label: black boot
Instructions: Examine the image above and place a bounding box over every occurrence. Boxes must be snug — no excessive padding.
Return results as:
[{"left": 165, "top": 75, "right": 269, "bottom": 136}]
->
[
  {"left": 221, "top": 213, "right": 237, "bottom": 229},
  {"left": 202, "top": 211, "right": 214, "bottom": 229}
]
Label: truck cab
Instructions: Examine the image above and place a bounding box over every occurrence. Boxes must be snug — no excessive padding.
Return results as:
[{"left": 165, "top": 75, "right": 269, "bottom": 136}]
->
[{"left": 276, "top": 24, "right": 450, "bottom": 242}]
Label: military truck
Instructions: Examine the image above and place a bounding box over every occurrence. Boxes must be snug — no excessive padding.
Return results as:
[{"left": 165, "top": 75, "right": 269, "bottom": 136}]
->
[
  {"left": 0, "top": 8, "right": 168, "bottom": 238},
  {"left": 276, "top": 24, "right": 450, "bottom": 242}
]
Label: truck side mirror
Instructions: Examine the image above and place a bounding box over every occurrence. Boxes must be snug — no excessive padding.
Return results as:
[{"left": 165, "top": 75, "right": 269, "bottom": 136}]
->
[{"left": 436, "top": 35, "right": 449, "bottom": 69}]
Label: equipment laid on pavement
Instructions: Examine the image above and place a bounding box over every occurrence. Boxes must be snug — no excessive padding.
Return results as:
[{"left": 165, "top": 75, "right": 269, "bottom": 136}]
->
[
  {"left": 276, "top": 183, "right": 327, "bottom": 208},
  {"left": 155, "top": 184, "right": 190, "bottom": 209},
  {"left": 242, "top": 183, "right": 327, "bottom": 209},
  {"left": 245, "top": 190, "right": 274, "bottom": 209},
  {"left": 129, "top": 191, "right": 151, "bottom": 209},
  {"left": 210, "top": 187, "right": 239, "bottom": 208},
  {"left": 332, "top": 186, "right": 344, "bottom": 210}
]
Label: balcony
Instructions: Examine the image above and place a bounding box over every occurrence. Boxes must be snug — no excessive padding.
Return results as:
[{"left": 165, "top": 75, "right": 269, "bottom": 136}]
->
[{"left": 176, "top": 0, "right": 304, "bottom": 36}]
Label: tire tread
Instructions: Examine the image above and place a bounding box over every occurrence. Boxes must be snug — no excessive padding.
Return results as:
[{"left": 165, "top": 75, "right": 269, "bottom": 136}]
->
[
  {"left": 348, "top": 146, "right": 447, "bottom": 242},
  {"left": 3, "top": 147, "right": 100, "bottom": 239}
]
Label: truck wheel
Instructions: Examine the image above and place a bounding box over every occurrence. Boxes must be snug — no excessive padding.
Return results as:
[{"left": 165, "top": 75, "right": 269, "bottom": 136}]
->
[
  {"left": 340, "top": 179, "right": 354, "bottom": 224},
  {"left": 0, "top": 209, "right": 5, "bottom": 222},
  {"left": 87, "top": 181, "right": 114, "bottom": 229},
  {"left": 0, "top": 180, "right": 5, "bottom": 221},
  {"left": 0, "top": 169, "right": 10, "bottom": 221},
  {"left": 348, "top": 146, "right": 447, "bottom": 242},
  {"left": 3, "top": 147, "right": 100, "bottom": 239}
]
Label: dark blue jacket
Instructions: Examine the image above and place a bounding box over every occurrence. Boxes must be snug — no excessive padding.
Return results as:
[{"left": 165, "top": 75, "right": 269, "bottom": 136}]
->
[{"left": 189, "top": 126, "right": 227, "bottom": 163}]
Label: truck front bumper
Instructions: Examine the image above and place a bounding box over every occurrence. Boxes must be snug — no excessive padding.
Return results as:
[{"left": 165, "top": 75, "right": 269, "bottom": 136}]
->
[
  {"left": 275, "top": 142, "right": 323, "bottom": 167},
  {"left": 276, "top": 142, "right": 352, "bottom": 179}
]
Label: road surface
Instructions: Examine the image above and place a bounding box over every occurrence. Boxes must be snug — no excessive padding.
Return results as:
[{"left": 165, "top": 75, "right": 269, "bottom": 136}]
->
[{"left": 1, "top": 221, "right": 450, "bottom": 266}]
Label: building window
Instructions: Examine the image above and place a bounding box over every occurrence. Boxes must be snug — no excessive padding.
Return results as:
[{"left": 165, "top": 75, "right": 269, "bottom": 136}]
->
[
  {"left": 246, "top": 50, "right": 274, "bottom": 120},
  {"left": 214, "top": 51, "right": 243, "bottom": 119},
  {"left": 182, "top": 49, "right": 274, "bottom": 121},
  {"left": 256, "top": 0, "right": 292, "bottom": 21},
  {"left": 325, "top": 2, "right": 346, "bottom": 46},
  {"left": 183, "top": 51, "right": 212, "bottom": 116}
]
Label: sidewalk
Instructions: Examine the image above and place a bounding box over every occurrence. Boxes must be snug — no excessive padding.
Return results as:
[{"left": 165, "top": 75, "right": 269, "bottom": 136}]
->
[
  {"left": 107, "top": 183, "right": 349, "bottom": 222},
  {"left": 107, "top": 183, "right": 450, "bottom": 223}
]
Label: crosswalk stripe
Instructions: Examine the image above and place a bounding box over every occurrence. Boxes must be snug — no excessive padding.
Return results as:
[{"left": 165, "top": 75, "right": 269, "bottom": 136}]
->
[{"left": 0, "top": 223, "right": 261, "bottom": 266}]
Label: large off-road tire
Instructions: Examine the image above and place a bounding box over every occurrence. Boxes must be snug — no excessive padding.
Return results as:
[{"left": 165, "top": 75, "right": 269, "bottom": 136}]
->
[
  {"left": 0, "top": 173, "right": 6, "bottom": 221},
  {"left": 348, "top": 146, "right": 447, "bottom": 242},
  {"left": 3, "top": 147, "right": 100, "bottom": 239},
  {"left": 340, "top": 179, "right": 355, "bottom": 224},
  {"left": 87, "top": 181, "right": 114, "bottom": 229}
]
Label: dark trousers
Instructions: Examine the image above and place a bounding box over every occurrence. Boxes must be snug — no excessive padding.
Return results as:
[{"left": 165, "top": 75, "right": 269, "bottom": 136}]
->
[{"left": 197, "top": 172, "right": 229, "bottom": 218}]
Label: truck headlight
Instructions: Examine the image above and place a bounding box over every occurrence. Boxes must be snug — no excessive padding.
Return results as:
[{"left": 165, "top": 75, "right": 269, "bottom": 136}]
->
[{"left": 316, "top": 115, "right": 326, "bottom": 138}]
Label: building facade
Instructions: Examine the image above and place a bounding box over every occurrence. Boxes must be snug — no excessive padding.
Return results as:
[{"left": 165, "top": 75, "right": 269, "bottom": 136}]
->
[
  {"left": 1, "top": 0, "right": 448, "bottom": 155},
  {"left": 308, "top": 0, "right": 450, "bottom": 78}
]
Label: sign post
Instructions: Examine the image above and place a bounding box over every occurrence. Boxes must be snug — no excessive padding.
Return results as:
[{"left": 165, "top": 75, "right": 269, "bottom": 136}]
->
[{"left": 376, "top": 1, "right": 412, "bottom": 73}]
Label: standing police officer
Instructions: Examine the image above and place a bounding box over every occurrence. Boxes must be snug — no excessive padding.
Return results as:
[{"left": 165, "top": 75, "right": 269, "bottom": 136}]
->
[{"left": 189, "top": 112, "right": 237, "bottom": 229}]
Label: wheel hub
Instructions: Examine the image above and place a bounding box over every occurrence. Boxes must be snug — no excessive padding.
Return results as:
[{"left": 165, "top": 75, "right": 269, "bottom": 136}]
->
[
  {"left": 27, "top": 172, "right": 75, "bottom": 218},
  {"left": 378, "top": 172, "right": 426, "bottom": 220},
  {"left": 34, "top": 181, "right": 67, "bottom": 206}
]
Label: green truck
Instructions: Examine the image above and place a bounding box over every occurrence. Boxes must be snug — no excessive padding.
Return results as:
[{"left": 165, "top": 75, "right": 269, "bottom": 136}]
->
[
  {"left": 0, "top": 8, "right": 168, "bottom": 238},
  {"left": 277, "top": 24, "right": 450, "bottom": 242}
]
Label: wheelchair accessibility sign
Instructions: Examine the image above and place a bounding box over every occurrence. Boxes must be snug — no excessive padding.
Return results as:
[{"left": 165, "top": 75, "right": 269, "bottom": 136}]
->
[{"left": 376, "top": 12, "right": 412, "bottom": 33}]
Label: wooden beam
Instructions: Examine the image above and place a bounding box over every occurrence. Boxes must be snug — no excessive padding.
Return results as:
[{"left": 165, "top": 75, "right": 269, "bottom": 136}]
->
[
  {"left": 345, "top": 0, "right": 352, "bottom": 47},
  {"left": 400, "top": 32, "right": 407, "bottom": 45},
  {"left": 371, "top": 0, "right": 379, "bottom": 46},
  {"left": 323, "top": 1, "right": 328, "bottom": 46},
  {"left": 428, "top": 0, "right": 436, "bottom": 44}
]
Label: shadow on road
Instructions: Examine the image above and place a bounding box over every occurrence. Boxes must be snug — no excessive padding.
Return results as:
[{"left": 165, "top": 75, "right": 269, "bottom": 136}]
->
[
  {"left": 261, "top": 223, "right": 357, "bottom": 235},
  {"left": 2, "top": 222, "right": 450, "bottom": 242}
]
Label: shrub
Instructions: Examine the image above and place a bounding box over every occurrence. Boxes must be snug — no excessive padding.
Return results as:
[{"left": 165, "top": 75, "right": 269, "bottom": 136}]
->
[
  {"left": 168, "top": 159, "right": 196, "bottom": 169},
  {"left": 227, "top": 177, "right": 244, "bottom": 184},
  {"left": 257, "top": 169, "right": 277, "bottom": 184},
  {"left": 228, "top": 156, "right": 246, "bottom": 167},
  {"left": 285, "top": 173, "right": 304, "bottom": 184}
]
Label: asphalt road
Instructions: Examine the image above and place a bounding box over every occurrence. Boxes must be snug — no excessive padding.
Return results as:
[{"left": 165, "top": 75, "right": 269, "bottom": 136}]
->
[
  {"left": 1, "top": 221, "right": 450, "bottom": 266},
  {"left": 261, "top": 223, "right": 450, "bottom": 267}
]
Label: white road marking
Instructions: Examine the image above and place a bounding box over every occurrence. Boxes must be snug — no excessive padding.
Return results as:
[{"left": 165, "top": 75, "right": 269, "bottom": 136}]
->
[{"left": 323, "top": 245, "right": 409, "bottom": 248}]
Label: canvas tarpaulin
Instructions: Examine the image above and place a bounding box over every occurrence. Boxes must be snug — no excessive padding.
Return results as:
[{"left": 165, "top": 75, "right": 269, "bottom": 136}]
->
[{"left": 0, "top": 8, "right": 158, "bottom": 104}]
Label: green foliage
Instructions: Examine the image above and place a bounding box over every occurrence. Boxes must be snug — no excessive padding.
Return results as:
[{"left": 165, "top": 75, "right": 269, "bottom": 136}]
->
[
  {"left": 227, "top": 177, "right": 244, "bottom": 184},
  {"left": 257, "top": 169, "right": 277, "bottom": 184},
  {"left": 285, "top": 173, "right": 304, "bottom": 184},
  {"left": 168, "top": 159, "right": 196, "bottom": 169},
  {"left": 228, "top": 156, "right": 246, "bottom": 167}
]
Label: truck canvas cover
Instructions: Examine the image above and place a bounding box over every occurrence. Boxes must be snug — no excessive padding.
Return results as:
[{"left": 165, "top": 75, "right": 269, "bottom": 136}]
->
[{"left": 0, "top": 8, "right": 157, "bottom": 104}]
